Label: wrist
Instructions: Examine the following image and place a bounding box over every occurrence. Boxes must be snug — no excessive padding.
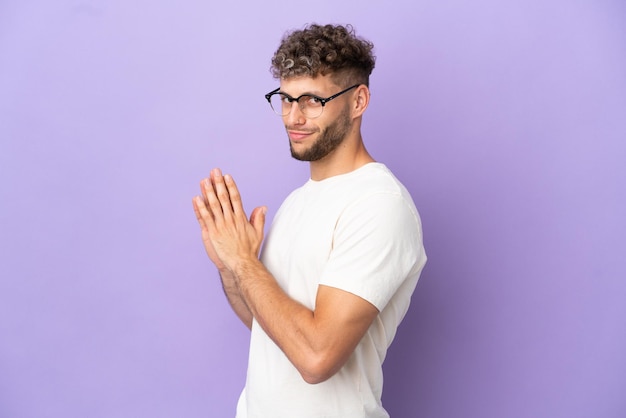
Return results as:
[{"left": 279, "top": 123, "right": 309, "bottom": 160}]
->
[
  {"left": 218, "top": 266, "right": 233, "bottom": 277},
  {"left": 232, "top": 257, "right": 263, "bottom": 285},
  {"left": 218, "top": 267, "right": 237, "bottom": 287}
]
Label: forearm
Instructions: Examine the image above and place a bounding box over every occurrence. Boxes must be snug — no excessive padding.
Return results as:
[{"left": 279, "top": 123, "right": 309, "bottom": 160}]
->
[
  {"left": 219, "top": 269, "right": 253, "bottom": 329},
  {"left": 233, "top": 259, "right": 339, "bottom": 383}
]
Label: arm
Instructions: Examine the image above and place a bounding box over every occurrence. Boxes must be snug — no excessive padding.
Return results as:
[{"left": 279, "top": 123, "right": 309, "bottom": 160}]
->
[
  {"left": 193, "top": 168, "right": 379, "bottom": 383},
  {"left": 235, "top": 258, "right": 378, "bottom": 384},
  {"left": 218, "top": 269, "right": 253, "bottom": 329}
]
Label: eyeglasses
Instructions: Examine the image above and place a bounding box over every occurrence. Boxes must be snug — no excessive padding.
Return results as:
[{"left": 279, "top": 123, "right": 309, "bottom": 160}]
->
[{"left": 264, "top": 84, "right": 360, "bottom": 119}]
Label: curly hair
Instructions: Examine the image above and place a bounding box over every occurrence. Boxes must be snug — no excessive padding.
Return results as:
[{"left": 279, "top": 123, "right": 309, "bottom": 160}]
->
[{"left": 270, "top": 24, "right": 376, "bottom": 87}]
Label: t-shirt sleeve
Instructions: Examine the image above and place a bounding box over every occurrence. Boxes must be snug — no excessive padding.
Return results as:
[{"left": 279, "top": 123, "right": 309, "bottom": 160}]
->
[{"left": 318, "top": 191, "right": 425, "bottom": 312}]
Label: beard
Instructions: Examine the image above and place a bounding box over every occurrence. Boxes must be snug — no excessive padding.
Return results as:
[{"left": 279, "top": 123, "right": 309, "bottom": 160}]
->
[{"left": 288, "top": 107, "right": 352, "bottom": 162}]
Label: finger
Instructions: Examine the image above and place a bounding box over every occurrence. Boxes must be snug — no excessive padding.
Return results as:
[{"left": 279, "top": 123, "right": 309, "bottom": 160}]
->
[
  {"left": 224, "top": 174, "right": 246, "bottom": 220},
  {"left": 201, "top": 173, "right": 229, "bottom": 225},
  {"left": 203, "top": 178, "right": 227, "bottom": 225},
  {"left": 210, "top": 168, "right": 234, "bottom": 221},
  {"left": 200, "top": 177, "right": 220, "bottom": 218},
  {"left": 193, "top": 195, "right": 215, "bottom": 232},
  {"left": 192, "top": 196, "right": 204, "bottom": 226},
  {"left": 199, "top": 177, "right": 211, "bottom": 204}
]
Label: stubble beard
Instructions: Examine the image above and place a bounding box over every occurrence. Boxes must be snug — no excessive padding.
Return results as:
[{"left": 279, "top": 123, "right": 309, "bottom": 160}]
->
[{"left": 288, "top": 108, "right": 352, "bottom": 162}]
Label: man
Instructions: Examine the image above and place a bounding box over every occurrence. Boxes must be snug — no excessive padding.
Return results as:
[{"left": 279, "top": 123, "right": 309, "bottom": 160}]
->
[{"left": 193, "top": 24, "right": 426, "bottom": 418}]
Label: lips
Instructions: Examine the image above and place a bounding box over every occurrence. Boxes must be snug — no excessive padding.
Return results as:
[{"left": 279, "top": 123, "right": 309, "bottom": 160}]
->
[{"left": 288, "top": 130, "right": 315, "bottom": 142}]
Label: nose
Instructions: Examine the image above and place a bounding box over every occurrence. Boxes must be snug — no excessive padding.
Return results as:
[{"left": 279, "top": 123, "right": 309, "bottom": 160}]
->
[{"left": 284, "top": 101, "right": 306, "bottom": 126}]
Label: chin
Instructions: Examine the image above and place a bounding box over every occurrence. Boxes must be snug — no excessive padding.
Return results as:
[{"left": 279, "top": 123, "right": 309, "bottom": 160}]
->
[{"left": 289, "top": 146, "right": 310, "bottom": 161}]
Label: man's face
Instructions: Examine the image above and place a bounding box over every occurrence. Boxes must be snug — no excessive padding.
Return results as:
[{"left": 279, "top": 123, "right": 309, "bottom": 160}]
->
[{"left": 279, "top": 76, "right": 354, "bottom": 162}]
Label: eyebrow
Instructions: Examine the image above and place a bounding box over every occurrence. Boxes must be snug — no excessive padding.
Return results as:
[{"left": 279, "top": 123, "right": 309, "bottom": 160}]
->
[{"left": 279, "top": 89, "right": 325, "bottom": 97}]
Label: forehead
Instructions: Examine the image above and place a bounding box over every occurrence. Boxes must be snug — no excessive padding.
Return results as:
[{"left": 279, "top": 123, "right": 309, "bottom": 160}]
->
[{"left": 279, "top": 75, "right": 339, "bottom": 96}]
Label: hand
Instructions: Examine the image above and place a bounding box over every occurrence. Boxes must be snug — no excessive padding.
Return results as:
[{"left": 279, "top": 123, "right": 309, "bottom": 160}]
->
[{"left": 193, "top": 168, "right": 266, "bottom": 273}]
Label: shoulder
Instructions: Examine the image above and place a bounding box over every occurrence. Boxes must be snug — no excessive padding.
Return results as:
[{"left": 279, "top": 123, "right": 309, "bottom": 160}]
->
[
  {"left": 332, "top": 164, "right": 423, "bottom": 237},
  {"left": 345, "top": 163, "right": 419, "bottom": 218}
]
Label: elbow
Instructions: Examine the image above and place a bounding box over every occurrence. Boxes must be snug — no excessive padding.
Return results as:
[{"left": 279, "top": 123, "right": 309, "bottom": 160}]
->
[
  {"left": 300, "top": 370, "right": 332, "bottom": 385},
  {"left": 301, "top": 371, "right": 330, "bottom": 385},
  {"left": 298, "top": 353, "right": 340, "bottom": 385}
]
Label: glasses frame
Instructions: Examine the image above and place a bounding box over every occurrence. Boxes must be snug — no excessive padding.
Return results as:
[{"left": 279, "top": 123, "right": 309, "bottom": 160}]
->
[{"left": 264, "top": 84, "right": 361, "bottom": 118}]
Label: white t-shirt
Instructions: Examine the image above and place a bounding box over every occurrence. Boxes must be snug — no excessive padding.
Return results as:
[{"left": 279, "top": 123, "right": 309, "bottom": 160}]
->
[{"left": 236, "top": 163, "right": 426, "bottom": 418}]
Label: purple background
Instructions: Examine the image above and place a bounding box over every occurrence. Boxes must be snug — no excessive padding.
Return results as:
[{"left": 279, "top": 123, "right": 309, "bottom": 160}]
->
[{"left": 1, "top": 1, "right": 625, "bottom": 417}]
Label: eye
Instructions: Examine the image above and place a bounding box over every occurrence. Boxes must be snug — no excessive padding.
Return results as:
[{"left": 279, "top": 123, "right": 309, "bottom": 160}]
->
[{"left": 305, "top": 96, "right": 322, "bottom": 106}]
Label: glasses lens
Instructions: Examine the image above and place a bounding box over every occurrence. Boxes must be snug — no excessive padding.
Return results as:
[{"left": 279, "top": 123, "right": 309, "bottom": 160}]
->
[
  {"left": 269, "top": 94, "right": 289, "bottom": 116},
  {"left": 268, "top": 93, "right": 324, "bottom": 118},
  {"left": 298, "top": 96, "right": 323, "bottom": 118}
]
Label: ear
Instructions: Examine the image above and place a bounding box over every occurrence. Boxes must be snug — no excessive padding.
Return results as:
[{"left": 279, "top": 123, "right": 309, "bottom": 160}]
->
[{"left": 352, "top": 85, "right": 370, "bottom": 118}]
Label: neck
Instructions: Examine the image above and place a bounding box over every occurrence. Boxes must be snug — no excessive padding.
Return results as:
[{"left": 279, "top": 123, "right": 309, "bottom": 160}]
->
[{"left": 309, "top": 131, "right": 375, "bottom": 181}]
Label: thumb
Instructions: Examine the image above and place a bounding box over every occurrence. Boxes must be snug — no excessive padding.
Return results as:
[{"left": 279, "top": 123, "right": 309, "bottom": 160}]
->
[{"left": 250, "top": 206, "right": 267, "bottom": 237}]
